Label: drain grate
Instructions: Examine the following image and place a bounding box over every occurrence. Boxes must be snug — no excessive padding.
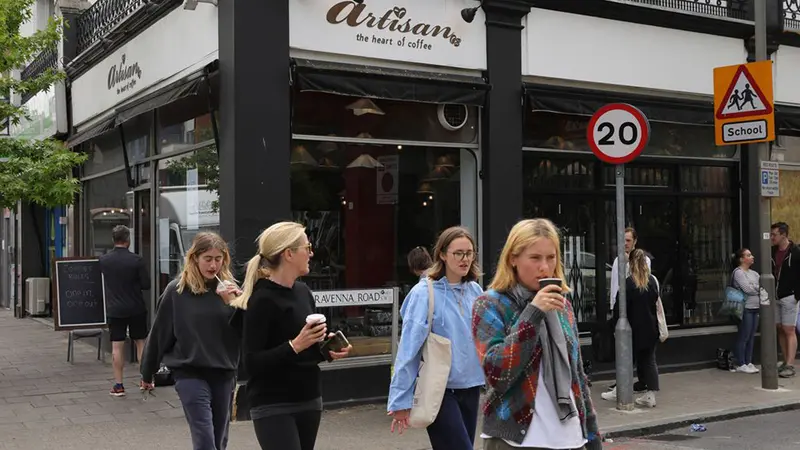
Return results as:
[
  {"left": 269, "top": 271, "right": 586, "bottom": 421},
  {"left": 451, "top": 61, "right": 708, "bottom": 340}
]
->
[{"left": 645, "top": 434, "right": 702, "bottom": 442}]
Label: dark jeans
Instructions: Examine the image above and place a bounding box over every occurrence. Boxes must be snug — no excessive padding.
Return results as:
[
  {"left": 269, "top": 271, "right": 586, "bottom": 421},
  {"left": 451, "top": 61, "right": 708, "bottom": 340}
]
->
[
  {"left": 635, "top": 346, "right": 659, "bottom": 391},
  {"left": 174, "top": 376, "right": 236, "bottom": 450},
  {"left": 736, "top": 308, "right": 760, "bottom": 366},
  {"left": 427, "top": 386, "right": 481, "bottom": 450},
  {"left": 253, "top": 410, "right": 322, "bottom": 450}
]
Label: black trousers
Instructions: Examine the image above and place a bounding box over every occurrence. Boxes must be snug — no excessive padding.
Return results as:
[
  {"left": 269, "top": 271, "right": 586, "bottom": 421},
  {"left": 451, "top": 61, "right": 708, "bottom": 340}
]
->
[
  {"left": 427, "top": 386, "right": 481, "bottom": 450},
  {"left": 635, "top": 346, "right": 659, "bottom": 391},
  {"left": 253, "top": 410, "right": 322, "bottom": 450}
]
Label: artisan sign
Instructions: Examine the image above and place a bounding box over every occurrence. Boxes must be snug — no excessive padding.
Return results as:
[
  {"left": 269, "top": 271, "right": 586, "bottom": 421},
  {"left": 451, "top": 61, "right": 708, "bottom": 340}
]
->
[
  {"left": 291, "top": 0, "right": 486, "bottom": 70},
  {"left": 107, "top": 54, "right": 143, "bottom": 95},
  {"left": 313, "top": 288, "right": 392, "bottom": 307}
]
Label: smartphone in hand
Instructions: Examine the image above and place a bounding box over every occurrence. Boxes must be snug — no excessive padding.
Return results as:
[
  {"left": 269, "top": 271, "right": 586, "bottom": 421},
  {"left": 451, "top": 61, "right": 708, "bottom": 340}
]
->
[{"left": 320, "top": 330, "right": 350, "bottom": 362}]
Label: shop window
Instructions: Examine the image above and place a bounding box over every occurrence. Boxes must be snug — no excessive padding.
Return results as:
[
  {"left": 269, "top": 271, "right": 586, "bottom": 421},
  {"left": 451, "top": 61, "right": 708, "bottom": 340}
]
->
[
  {"left": 83, "top": 130, "right": 126, "bottom": 176},
  {"left": 523, "top": 154, "right": 594, "bottom": 190},
  {"left": 291, "top": 139, "right": 466, "bottom": 357},
  {"left": 156, "top": 146, "right": 220, "bottom": 296},
  {"left": 157, "top": 79, "right": 218, "bottom": 154},
  {"left": 121, "top": 111, "right": 153, "bottom": 164},
  {"left": 680, "top": 166, "right": 732, "bottom": 193},
  {"left": 524, "top": 112, "right": 738, "bottom": 158},
  {"left": 771, "top": 167, "right": 800, "bottom": 238},
  {"left": 84, "top": 170, "right": 132, "bottom": 256},
  {"left": 293, "top": 92, "right": 478, "bottom": 144},
  {"left": 603, "top": 165, "right": 674, "bottom": 189},
  {"left": 680, "top": 198, "right": 734, "bottom": 325}
]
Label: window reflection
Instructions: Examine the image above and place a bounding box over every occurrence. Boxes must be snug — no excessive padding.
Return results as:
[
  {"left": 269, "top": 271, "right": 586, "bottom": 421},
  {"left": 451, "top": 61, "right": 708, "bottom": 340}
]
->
[
  {"left": 524, "top": 112, "right": 738, "bottom": 158},
  {"left": 293, "top": 92, "right": 478, "bottom": 144},
  {"left": 156, "top": 146, "right": 220, "bottom": 296},
  {"left": 291, "top": 139, "right": 464, "bottom": 357},
  {"left": 83, "top": 130, "right": 126, "bottom": 176},
  {"left": 85, "top": 170, "right": 132, "bottom": 256}
]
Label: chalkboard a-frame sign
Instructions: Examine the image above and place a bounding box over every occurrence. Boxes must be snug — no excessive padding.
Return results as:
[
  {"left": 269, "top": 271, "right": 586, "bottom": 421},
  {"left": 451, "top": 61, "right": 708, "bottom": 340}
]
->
[{"left": 52, "top": 257, "right": 108, "bottom": 331}]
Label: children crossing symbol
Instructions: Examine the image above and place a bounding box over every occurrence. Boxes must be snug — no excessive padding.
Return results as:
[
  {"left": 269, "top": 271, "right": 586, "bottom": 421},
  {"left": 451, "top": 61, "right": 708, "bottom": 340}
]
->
[{"left": 715, "top": 64, "right": 773, "bottom": 119}]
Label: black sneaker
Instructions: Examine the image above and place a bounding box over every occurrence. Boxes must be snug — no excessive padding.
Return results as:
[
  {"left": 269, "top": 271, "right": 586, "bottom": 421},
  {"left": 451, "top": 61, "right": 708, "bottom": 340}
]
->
[{"left": 779, "top": 365, "right": 796, "bottom": 378}]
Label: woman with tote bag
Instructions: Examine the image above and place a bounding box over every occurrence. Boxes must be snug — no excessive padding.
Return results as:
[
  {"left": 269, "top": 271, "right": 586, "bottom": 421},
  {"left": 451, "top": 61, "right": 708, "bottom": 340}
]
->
[{"left": 387, "top": 226, "right": 485, "bottom": 450}]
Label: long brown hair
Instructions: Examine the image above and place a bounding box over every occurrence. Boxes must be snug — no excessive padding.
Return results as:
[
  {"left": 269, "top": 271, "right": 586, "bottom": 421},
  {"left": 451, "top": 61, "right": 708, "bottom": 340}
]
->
[
  {"left": 177, "top": 232, "right": 235, "bottom": 295},
  {"left": 629, "top": 249, "right": 650, "bottom": 291},
  {"left": 427, "top": 226, "right": 481, "bottom": 282}
]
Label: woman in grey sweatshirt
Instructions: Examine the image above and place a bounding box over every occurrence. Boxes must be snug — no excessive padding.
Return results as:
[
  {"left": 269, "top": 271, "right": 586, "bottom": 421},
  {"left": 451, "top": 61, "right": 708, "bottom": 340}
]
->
[
  {"left": 732, "top": 248, "right": 762, "bottom": 374},
  {"left": 140, "top": 232, "right": 243, "bottom": 450}
]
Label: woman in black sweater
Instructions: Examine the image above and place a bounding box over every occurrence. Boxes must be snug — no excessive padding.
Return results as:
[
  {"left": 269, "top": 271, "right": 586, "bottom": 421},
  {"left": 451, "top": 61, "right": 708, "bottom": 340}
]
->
[
  {"left": 613, "top": 248, "right": 661, "bottom": 408},
  {"left": 140, "top": 232, "right": 242, "bottom": 450},
  {"left": 231, "top": 221, "right": 352, "bottom": 450}
]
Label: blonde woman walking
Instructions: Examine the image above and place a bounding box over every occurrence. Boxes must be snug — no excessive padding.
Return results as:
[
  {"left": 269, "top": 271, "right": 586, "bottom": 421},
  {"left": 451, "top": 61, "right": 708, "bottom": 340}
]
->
[
  {"left": 140, "top": 232, "right": 242, "bottom": 450},
  {"left": 231, "top": 222, "right": 352, "bottom": 450},
  {"left": 473, "top": 219, "right": 601, "bottom": 450}
]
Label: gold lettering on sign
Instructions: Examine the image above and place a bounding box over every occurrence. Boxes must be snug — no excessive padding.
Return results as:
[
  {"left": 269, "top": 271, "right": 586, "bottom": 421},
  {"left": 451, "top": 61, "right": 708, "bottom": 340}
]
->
[{"left": 326, "top": 1, "right": 462, "bottom": 47}]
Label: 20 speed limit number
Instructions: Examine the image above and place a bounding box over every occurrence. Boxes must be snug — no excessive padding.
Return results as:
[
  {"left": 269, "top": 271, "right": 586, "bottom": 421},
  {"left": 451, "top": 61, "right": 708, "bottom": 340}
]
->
[{"left": 587, "top": 104, "right": 650, "bottom": 164}]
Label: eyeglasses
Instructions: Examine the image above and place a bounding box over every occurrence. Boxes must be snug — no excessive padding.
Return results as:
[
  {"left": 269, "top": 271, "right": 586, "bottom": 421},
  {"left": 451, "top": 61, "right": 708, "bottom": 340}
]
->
[
  {"left": 450, "top": 251, "right": 476, "bottom": 261},
  {"left": 293, "top": 243, "right": 313, "bottom": 252}
]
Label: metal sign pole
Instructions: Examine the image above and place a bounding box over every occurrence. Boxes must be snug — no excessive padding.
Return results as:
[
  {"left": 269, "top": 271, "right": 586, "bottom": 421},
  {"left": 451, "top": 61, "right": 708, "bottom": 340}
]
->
[
  {"left": 614, "top": 163, "right": 634, "bottom": 410},
  {"left": 754, "top": 0, "right": 778, "bottom": 390}
]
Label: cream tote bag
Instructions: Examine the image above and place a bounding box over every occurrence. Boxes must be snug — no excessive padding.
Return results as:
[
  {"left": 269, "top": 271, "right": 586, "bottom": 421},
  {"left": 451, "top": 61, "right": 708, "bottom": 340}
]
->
[
  {"left": 654, "top": 276, "right": 669, "bottom": 342},
  {"left": 409, "top": 278, "right": 452, "bottom": 428}
]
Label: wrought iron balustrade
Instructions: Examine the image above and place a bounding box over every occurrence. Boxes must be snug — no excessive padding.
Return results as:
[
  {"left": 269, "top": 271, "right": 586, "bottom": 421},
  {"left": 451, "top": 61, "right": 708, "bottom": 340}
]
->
[
  {"left": 75, "top": 0, "right": 150, "bottom": 56},
  {"left": 19, "top": 47, "right": 59, "bottom": 104},
  {"left": 619, "top": 0, "right": 749, "bottom": 20},
  {"left": 786, "top": 0, "right": 800, "bottom": 29}
]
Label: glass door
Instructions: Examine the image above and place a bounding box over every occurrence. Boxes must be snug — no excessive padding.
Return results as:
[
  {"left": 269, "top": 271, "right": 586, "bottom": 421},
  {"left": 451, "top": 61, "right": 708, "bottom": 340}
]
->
[
  {"left": 525, "top": 196, "right": 599, "bottom": 325},
  {"left": 133, "top": 187, "right": 153, "bottom": 322}
]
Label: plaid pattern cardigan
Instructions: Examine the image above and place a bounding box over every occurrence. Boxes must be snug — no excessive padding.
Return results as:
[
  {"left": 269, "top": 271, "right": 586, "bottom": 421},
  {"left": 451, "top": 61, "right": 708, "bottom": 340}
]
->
[{"left": 472, "top": 289, "right": 601, "bottom": 448}]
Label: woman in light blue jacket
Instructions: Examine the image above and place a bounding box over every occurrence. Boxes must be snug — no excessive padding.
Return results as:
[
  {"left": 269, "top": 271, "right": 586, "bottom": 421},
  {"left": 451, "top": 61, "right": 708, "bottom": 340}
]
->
[{"left": 388, "top": 226, "right": 485, "bottom": 450}]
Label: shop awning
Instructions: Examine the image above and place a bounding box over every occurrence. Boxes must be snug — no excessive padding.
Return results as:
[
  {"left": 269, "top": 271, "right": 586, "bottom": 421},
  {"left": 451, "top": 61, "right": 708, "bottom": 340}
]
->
[
  {"left": 115, "top": 76, "right": 205, "bottom": 126},
  {"left": 775, "top": 104, "right": 800, "bottom": 134},
  {"left": 65, "top": 116, "right": 116, "bottom": 148},
  {"left": 524, "top": 84, "right": 714, "bottom": 126},
  {"left": 292, "top": 58, "right": 490, "bottom": 107}
]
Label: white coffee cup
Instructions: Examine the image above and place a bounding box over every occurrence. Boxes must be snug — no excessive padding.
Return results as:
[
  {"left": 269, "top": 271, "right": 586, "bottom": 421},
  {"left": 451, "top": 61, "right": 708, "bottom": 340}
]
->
[{"left": 306, "top": 314, "right": 326, "bottom": 325}]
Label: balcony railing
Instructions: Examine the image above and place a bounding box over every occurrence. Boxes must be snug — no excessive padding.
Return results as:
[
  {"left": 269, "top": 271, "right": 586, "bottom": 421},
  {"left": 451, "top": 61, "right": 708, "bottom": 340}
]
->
[
  {"left": 618, "top": 0, "right": 749, "bottom": 20},
  {"left": 76, "top": 0, "right": 150, "bottom": 55},
  {"left": 19, "top": 47, "right": 59, "bottom": 104},
  {"left": 786, "top": 0, "right": 800, "bottom": 29}
]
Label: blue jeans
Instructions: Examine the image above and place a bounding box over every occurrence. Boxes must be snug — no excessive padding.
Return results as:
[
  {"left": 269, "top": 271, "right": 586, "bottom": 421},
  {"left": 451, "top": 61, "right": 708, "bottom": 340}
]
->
[
  {"left": 174, "top": 376, "right": 236, "bottom": 450},
  {"left": 426, "top": 386, "right": 481, "bottom": 450},
  {"left": 736, "top": 308, "right": 760, "bottom": 366}
]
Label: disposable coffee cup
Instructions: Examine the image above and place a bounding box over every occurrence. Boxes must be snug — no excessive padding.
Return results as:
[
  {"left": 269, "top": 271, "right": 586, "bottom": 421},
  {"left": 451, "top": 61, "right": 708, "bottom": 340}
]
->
[
  {"left": 306, "top": 314, "right": 326, "bottom": 325},
  {"left": 538, "top": 278, "right": 563, "bottom": 289},
  {"left": 216, "top": 279, "right": 232, "bottom": 293}
]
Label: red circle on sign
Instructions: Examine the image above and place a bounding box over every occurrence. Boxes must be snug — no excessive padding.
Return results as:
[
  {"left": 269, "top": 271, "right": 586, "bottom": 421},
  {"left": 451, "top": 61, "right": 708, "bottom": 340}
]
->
[{"left": 586, "top": 103, "right": 650, "bottom": 164}]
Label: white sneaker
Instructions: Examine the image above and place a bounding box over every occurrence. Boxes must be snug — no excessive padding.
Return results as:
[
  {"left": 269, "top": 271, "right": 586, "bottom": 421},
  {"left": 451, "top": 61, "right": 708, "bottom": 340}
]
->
[
  {"left": 735, "top": 364, "right": 752, "bottom": 373},
  {"left": 748, "top": 363, "right": 760, "bottom": 373},
  {"left": 635, "top": 391, "right": 656, "bottom": 408},
  {"left": 601, "top": 386, "right": 617, "bottom": 402}
]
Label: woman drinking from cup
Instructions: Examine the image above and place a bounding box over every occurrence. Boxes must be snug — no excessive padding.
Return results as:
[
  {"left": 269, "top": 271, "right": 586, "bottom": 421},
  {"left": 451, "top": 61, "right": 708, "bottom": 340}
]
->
[
  {"left": 140, "top": 232, "right": 242, "bottom": 450},
  {"left": 472, "top": 219, "right": 601, "bottom": 450},
  {"left": 230, "top": 221, "right": 352, "bottom": 450}
]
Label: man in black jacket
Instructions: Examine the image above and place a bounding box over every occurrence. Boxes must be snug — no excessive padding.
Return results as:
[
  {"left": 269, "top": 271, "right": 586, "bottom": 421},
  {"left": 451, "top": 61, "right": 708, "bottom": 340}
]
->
[
  {"left": 770, "top": 222, "right": 800, "bottom": 378},
  {"left": 99, "top": 225, "right": 151, "bottom": 396}
]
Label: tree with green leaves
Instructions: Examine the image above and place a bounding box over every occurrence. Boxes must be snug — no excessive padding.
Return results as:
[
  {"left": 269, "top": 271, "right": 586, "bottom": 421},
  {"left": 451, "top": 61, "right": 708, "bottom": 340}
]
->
[{"left": 0, "top": 0, "right": 87, "bottom": 210}]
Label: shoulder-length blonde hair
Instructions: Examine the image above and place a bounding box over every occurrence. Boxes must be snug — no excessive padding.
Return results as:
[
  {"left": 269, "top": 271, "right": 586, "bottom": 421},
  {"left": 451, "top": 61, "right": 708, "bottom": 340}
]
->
[
  {"left": 629, "top": 249, "right": 651, "bottom": 291},
  {"left": 177, "top": 232, "right": 235, "bottom": 295},
  {"left": 488, "top": 218, "right": 571, "bottom": 294},
  {"left": 427, "top": 226, "right": 482, "bottom": 282},
  {"left": 230, "top": 221, "right": 308, "bottom": 310}
]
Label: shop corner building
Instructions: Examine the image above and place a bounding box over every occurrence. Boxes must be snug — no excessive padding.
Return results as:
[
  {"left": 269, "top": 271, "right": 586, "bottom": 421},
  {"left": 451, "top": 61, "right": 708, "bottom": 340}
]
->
[{"left": 8, "top": 0, "right": 798, "bottom": 408}]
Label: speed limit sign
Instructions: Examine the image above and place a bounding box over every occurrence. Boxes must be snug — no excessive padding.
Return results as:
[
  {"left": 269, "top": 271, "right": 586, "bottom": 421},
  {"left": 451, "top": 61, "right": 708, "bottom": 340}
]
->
[{"left": 587, "top": 103, "right": 650, "bottom": 164}]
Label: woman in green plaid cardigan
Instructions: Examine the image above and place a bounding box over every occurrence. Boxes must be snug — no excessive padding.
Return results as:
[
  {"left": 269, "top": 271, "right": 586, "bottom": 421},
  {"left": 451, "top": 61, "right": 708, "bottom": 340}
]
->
[{"left": 472, "top": 219, "right": 601, "bottom": 450}]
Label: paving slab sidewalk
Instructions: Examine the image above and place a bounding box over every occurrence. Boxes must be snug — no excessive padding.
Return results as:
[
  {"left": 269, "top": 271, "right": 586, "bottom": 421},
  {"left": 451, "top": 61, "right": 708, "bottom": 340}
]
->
[{"left": 592, "top": 367, "right": 800, "bottom": 438}]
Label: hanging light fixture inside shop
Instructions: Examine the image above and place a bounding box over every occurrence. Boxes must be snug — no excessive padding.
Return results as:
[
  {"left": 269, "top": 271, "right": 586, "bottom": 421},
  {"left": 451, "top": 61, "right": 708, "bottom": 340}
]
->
[
  {"left": 416, "top": 181, "right": 434, "bottom": 194},
  {"left": 290, "top": 144, "right": 318, "bottom": 167},
  {"left": 346, "top": 98, "right": 385, "bottom": 116},
  {"left": 346, "top": 154, "right": 384, "bottom": 169},
  {"left": 423, "top": 154, "right": 459, "bottom": 181}
]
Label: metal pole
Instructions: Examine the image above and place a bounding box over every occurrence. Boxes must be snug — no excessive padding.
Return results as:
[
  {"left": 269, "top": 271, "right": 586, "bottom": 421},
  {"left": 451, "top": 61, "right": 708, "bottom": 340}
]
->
[
  {"left": 614, "top": 163, "right": 634, "bottom": 410},
  {"left": 754, "top": 0, "right": 779, "bottom": 390}
]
